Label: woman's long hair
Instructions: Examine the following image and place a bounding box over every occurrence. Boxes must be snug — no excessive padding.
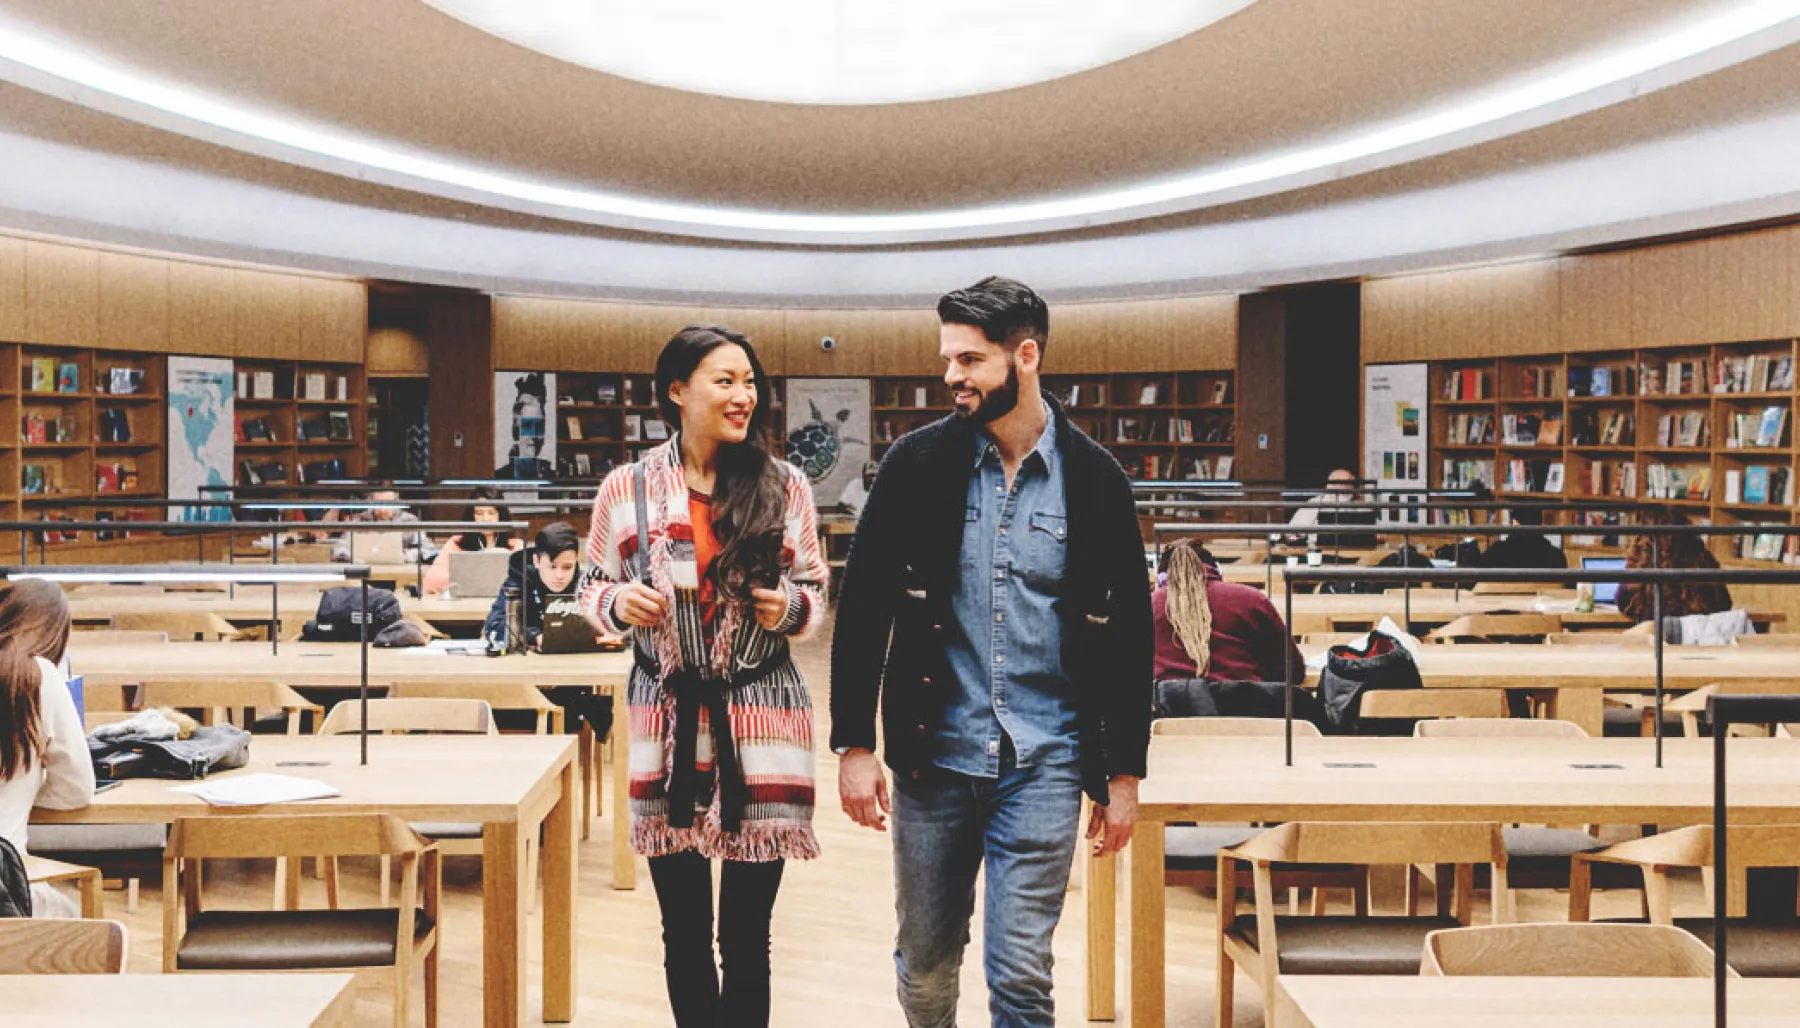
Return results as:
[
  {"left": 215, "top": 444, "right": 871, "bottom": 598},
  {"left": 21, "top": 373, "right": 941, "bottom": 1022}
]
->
[
  {"left": 1163, "top": 539, "right": 1215, "bottom": 675},
  {"left": 0, "top": 580, "right": 71, "bottom": 779},
  {"left": 655, "top": 325, "right": 786, "bottom": 601}
]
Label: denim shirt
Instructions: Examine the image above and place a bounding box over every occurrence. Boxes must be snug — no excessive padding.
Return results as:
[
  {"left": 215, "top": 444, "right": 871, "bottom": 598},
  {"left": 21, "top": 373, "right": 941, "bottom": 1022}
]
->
[{"left": 931, "top": 421, "right": 1076, "bottom": 777}]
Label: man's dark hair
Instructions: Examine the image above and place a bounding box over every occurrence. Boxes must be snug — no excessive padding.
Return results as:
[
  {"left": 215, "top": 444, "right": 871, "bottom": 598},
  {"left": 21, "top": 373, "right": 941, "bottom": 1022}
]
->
[
  {"left": 1511, "top": 506, "right": 1546, "bottom": 527},
  {"left": 533, "top": 521, "right": 580, "bottom": 559},
  {"left": 937, "top": 276, "right": 1049, "bottom": 354}
]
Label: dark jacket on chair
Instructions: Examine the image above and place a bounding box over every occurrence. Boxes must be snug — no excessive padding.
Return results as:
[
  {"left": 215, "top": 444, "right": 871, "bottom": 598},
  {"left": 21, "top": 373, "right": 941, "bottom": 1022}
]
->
[{"left": 829, "top": 393, "right": 1154, "bottom": 805}]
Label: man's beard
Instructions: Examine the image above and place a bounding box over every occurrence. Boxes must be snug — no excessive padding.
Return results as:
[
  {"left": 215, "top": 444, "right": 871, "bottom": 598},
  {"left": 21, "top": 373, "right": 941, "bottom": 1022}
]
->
[{"left": 955, "top": 361, "right": 1021, "bottom": 426}]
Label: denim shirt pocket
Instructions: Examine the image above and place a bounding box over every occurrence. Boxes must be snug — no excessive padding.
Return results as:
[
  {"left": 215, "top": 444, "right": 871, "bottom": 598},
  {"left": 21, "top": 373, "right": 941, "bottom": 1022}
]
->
[
  {"left": 1021, "top": 511, "right": 1068, "bottom": 592},
  {"left": 959, "top": 505, "right": 981, "bottom": 568}
]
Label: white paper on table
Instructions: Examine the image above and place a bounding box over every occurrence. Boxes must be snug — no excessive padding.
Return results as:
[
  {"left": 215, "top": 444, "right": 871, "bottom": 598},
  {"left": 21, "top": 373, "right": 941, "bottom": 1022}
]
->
[
  {"left": 406, "top": 639, "right": 487, "bottom": 656},
  {"left": 171, "top": 773, "right": 341, "bottom": 807}
]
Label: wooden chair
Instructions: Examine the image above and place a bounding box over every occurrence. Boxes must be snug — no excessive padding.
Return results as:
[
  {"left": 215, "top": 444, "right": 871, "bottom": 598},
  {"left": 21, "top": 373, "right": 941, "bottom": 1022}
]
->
[
  {"left": 71, "top": 629, "right": 171, "bottom": 645},
  {"left": 1545, "top": 631, "right": 1649, "bottom": 646},
  {"left": 1425, "top": 614, "right": 1562, "bottom": 644},
  {"left": 1413, "top": 718, "right": 1586, "bottom": 739},
  {"left": 1154, "top": 719, "right": 1364, "bottom": 917},
  {"left": 386, "top": 680, "right": 559, "bottom": 734},
  {"left": 139, "top": 680, "right": 322, "bottom": 735},
  {"left": 162, "top": 814, "right": 440, "bottom": 1028},
  {"left": 1471, "top": 581, "right": 1561, "bottom": 595},
  {"left": 1357, "top": 689, "right": 1507, "bottom": 724},
  {"left": 1733, "top": 633, "right": 1800, "bottom": 647},
  {"left": 1421, "top": 922, "right": 1719, "bottom": 977},
  {"left": 0, "top": 918, "right": 127, "bottom": 973},
  {"left": 1570, "top": 824, "right": 1800, "bottom": 977},
  {"left": 35, "top": 674, "right": 155, "bottom": 914},
  {"left": 1300, "top": 633, "right": 1366, "bottom": 648},
  {"left": 24, "top": 854, "right": 104, "bottom": 917},
  {"left": 109, "top": 612, "right": 241, "bottom": 642},
  {"left": 319, "top": 698, "right": 497, "bottom": 905},
  {"left": 1665, "top": 679, "right": 1798, "bottom": 738},
  {"left": 1217, "top": 821, "right": 1507, "bottom": 1028}
]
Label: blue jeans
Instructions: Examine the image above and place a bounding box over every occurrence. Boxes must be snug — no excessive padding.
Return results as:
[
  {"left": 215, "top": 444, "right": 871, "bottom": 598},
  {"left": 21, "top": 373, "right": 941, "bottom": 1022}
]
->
[{"left": 892, "top": 755, "right": 1083, "bottom": 1028}]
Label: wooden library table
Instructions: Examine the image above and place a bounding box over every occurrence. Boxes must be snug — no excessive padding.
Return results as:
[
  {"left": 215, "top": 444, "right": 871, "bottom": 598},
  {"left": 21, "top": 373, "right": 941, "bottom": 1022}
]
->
[
  {"left": 1273, "top": 976, "right": 1800, "bottom": 1028},
  {"left": 11, "top": 973, "right": 358, "bottom": 1028},
  {"left": 1298, "top": 643, "right": 1800, "bottom": 736},
  {"left": 66, "top": 589, "right": 496, "bottom": 631},
  {"left": 32, "top": 735, "right": 579, "bottom": 1028},
  {"left": 66, "top": 641, "right": 639, "bottom": 891},
  {"left": 1091, "top": 735, "right": 1800, "bottom": 1026}
]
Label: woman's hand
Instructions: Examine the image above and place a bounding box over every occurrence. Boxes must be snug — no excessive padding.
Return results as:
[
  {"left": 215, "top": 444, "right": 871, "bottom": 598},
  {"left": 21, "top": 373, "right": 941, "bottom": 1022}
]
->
[
  {"left": 751, "top": 582, "right": 789, "bottom": 630},
  {"left": 612, "top": 583, "right": 670, "bottom": 628}
]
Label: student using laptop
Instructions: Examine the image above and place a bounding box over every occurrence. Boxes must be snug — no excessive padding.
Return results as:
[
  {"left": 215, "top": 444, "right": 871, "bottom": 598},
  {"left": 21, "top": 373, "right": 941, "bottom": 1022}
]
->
[
  {"left": 424, "top": 487, "right": 523, "bottom": 595},
  {"left": 482, "top": 520, "right": 580, "bottom": 651},
  {"left": 327, "top": 488, "right": 428, "bottom": 563},
  {"left": 1478, "top": 506, "right": 1568, "bottom": 570}
]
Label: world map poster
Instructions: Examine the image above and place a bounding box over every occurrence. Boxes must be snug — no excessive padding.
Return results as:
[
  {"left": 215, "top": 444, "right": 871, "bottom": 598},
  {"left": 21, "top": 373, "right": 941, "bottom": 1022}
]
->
[{"left": 168, "top": 356, "right": 235, "bottom": 521}]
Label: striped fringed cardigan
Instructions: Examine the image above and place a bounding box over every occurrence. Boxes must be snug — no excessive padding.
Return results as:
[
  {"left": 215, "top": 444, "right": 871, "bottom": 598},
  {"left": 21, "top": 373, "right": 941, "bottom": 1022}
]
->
[{"left": 578, "top": 438, "right": 828, "bottom": 862}]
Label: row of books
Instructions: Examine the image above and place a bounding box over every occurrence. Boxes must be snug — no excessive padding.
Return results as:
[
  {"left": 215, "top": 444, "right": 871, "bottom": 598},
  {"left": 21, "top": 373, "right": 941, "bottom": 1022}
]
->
[
  {"left": 238, "top": 458, "right": 348, "bottom": 484},
  {"left": 22, "top": 511, "right": 157, "bottom": 545},
  {"left": 1443, "top": 412, "right": 1494, "bottom": 445},
  {"left": 1442, "top": 368, "right": 1493, "bottom": 400},
  {"left": 94, "top": 461, "right": 140, "bottom": 494},
  {"left": 1713, "top": 354, "right": 1795, "bottom": 394},
  {"left": 1502, "top": 459, "right": 1564, "bottom": 494},
  {"left": 21, "top": 412, "right": 77, "bottom": 445},
  {"left": 1500, "top": 413, "right": 1563, "bottom": 446},
  {"left": 1653, "top": 411, "right": 1710, "bottom": 449},
  {"left": 1114, "top": 415, "right": 1233, "bottom": 444},
  {"left": 1733, "top": 528, "right": 1800, "bottom": 563},
  {"left": 236, "top": 369, "right": 350, "bottom": 402},
  {"left": 1643, "top": 462, "right": 1712, "bottom": 500},
  {"left": 26, "top": 359, "right": 80, "bottom": 394},
  {"left": 1570, "top": 410, "right": 1633, "bottom": 446},
  {"left": 1567, "top": 364, "right": 1635, "bottom": 397},
  {"left": 1641, "top": 359, "right": 1711, "bottom": 396},
  {"left": 1055, "top": 383, "right": 1107, "bottom": 409},
  {"left": 1579, "top": 460, "right": 1636, "bottom": 499},
  {"left": 1440, "top": 458, "right": 1495, "bottom": 490},
  {"left": 1118, "top": 454, "right": 1236, "bottom": 481},
  {"left": 558, "top": 376, "right": 658, "bottom": 407},
  {"left": 234, "top": 411, "right": 355, "bottom": 443},
  {"left": 879, "top": 383, "right": 942, "bottom": 409},
  {"left": 1721, "top": 466, "right": 1795, "bottom": 506},
  {"left": 1518, "top": 366, "right": 1561, "bottom": 398},
  {"left": 555, "top": 452, "right": 618, "bottom": 479},
  {"left": 1721, "top": 406, "right": 1788, "bottom": 449}
]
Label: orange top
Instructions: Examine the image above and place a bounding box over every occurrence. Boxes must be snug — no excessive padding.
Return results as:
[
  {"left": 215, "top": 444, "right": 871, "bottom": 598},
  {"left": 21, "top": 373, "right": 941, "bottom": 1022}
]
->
[{"left": 689, "top": 489, "right": 719, "bottom": 608}]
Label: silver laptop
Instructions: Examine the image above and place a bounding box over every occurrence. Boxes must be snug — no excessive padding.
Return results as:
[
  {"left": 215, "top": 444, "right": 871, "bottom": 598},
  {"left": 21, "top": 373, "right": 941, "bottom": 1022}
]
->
[
  {"left": 449, "top": 549, "right": 512, "bottom": 599},
  {"left": 346, "top": 531, "right": 407, "bottom": 565}
]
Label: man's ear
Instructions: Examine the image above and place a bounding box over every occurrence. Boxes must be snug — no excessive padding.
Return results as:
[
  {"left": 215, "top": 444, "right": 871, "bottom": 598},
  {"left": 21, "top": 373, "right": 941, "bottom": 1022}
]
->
[{"left": 1016, "top": 338, "right": 1041, "bottom": 373}]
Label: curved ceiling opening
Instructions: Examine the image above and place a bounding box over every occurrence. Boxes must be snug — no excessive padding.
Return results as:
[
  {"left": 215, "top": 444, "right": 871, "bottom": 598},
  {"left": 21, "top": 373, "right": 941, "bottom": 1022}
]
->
[{"left": 415, "top": 0, "right": 1257, "bottom": 106}]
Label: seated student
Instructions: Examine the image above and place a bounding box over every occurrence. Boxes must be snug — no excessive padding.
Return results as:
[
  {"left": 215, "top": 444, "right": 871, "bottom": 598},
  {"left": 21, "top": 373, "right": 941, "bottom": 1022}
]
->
[
  {"left": 1287, "top": 468, "right": 1358, "bottom": 528},
  {"left": 1615, "top": 516, "right": 1731, "bottom": 623},
  {"left": 482, "top": 521, "right": 580, "bottom": 650},
  {"left": 424, "top": 486, "right": 524, "bottom": 596},
  {"left": 327, "top": 488, "right": 427, "bottom": 563},
  {"left": 1154, "top": 538, "right": 1305, "bottom": 688},
  {"left": 0, "top": 581, "right": 95, "bottom": 917},
  {"left": 1478, "top": 506, "right": 1569, "bottom": 570}
]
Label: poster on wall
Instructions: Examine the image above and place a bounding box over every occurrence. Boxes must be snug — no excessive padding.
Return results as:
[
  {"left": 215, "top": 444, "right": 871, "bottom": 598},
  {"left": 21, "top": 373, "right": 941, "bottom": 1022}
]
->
[
  {"left": 167, "top": 356, "right": 235, "bottom": 521},
  {"left": 783, "top": 378, "right": 872, "bottom": 511},
  {"left": 494, "top": 370, "right": 556, "bottom": 480},
  {"left": 1362, "top": 362, "right": 1430, "bottom": 525}
]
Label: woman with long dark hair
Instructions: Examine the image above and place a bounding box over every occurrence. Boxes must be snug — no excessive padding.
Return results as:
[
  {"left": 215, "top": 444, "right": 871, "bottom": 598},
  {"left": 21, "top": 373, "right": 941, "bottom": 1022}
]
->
[
  {"left": 422, "top": 485, "right": 523, "bottom": 595},
  {"left": 0, "top": 580, "right": 95, "bottom": 914},
  {"left": 579, "top": 325, "right": 827, "bottom": 1027}
]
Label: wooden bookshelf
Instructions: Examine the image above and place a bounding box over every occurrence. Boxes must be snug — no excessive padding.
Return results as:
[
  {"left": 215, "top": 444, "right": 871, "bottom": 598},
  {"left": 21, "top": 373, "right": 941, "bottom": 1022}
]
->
[
  {"left": 1426, "top": 339, "right": 1800, "bottom": 561},
  {"left": 232, "top": 359, "right": 367, "bottom": 489}
]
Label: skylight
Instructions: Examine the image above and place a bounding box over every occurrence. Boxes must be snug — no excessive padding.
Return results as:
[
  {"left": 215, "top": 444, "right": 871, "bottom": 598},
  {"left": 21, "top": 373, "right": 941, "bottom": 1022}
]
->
[{"left": 417, "top": 0, "right": 1256, "bottom": 105}]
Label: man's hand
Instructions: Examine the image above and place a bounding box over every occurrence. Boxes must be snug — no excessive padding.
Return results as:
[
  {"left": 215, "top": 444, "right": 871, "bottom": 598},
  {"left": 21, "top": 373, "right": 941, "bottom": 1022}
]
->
[
  {"left": 837, "top": 748, "right": 891, "bottom": 832},
  {"left": 1085, "top": 775, "right": 1140, "bottom": 857}
]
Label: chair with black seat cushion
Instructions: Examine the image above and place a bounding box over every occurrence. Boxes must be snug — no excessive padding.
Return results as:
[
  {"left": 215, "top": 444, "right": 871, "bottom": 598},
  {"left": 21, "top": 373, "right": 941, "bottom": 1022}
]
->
[
  {"left": 161, "top": 813, "right": 439, "bottom": 1028},
  {"left": 1217, "top": 820, "right": 1507, "bottom": 1028},
  {"left": 1571, "top": 823, "right": 1800, "bottom": 978},
  {"left": 1421, "top": 922, "right": 1721, "bottom": 977},
  {"left": 1155, "top": 718, "right": 1365, "bottom": 915}
]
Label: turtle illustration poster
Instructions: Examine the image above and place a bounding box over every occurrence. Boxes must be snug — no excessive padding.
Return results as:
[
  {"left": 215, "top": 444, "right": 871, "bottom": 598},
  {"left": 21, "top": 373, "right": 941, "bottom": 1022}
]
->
[
  {"left": 167, "top": 356, "right": 234, "bottom": 521},
  {"left": 783, "top": 378, "right": 871, "bottom": 508}
]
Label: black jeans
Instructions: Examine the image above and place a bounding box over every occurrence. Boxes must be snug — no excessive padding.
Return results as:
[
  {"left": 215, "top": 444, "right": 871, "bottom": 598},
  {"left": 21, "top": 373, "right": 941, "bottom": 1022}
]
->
[{"left": 647, "top": 850, "right": 786, "bottom": 1028}]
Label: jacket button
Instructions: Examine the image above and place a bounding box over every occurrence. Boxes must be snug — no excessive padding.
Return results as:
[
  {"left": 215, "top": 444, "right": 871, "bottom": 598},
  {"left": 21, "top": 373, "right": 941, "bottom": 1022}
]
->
[
  {"left": 932, "top": 623, "right": 943, "bottom": 633},
  {"left": 909, "top": 770, "right": 922, "bottom": 780},
  {"left": 921, "top": 677, "right": 932, "bottom": 686},
  {"left": 914, "top": 725, "right": 927, "bottom": 737}
]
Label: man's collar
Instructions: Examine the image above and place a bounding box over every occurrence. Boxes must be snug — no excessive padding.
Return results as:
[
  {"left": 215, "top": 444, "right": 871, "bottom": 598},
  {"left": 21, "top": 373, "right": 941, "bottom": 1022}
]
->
[{"left": 973, "top": 411, "right": 1057, "bottom": 469}]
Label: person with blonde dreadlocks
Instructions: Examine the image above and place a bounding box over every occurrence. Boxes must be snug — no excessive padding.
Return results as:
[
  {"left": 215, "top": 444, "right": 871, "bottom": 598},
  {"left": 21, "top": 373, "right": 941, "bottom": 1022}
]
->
[{"left": 1152, "top": 538, "right": 1304, "bottom": 694}]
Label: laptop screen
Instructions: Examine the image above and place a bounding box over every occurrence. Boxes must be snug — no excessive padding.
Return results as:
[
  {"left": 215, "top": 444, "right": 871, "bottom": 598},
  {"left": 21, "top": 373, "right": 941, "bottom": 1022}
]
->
[{"left": 1582, "top": 556, "right": 1628, "bottom": 605}]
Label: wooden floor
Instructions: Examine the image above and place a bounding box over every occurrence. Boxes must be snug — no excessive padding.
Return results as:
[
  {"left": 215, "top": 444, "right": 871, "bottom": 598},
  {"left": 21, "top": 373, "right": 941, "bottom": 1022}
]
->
[{"left": 98, "top": 621, "right": 1687, "bottom": 1026}]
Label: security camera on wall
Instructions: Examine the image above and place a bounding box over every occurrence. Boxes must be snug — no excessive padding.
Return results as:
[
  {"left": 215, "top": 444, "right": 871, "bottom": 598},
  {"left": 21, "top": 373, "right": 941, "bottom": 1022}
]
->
[{"left": 820, "top": 336, "right": 836, "bottom": 352}]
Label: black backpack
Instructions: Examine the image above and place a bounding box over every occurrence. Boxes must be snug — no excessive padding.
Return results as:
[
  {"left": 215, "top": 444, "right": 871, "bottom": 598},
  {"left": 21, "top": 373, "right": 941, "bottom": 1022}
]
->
[
  {"left": 1316, "top": 631, "right": 1424, "bottom": 735},
  {"left": 0, "top": 837, "right": 30, "bottom": 917},
  {"left": 302, "top": 585, "right": 402, "bottom": 642}
]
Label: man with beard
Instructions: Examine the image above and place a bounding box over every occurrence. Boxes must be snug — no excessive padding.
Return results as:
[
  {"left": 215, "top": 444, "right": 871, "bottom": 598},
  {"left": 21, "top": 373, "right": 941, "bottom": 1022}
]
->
[{"left": 831, "top": 276, "right": 1152, "bottom": 1027}]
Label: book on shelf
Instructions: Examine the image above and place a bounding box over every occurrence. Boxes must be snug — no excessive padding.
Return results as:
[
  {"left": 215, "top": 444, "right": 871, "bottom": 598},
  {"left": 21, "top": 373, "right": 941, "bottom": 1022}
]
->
[
  {"left": 236, "top": 371, "right": 248, "bottom": 398},
  {"left": 1143, "top": 455, "right": 1161, "bottom": 480},
  {"left": 327, "top": 411, "right": 353, "bottom": 442},
  {"left": 1687, "top": 466, "right": 1712, "bottom": 500},
  {"left": 105, "top": 367, "right": 144, "bottom": 395},
  {"left": 54, "top": 413, "right": 76, "bottom": 443},
  {"left": 1757, "top": 405, "right": 1787, "bottom": 448},
  {"left": 1536, "top": 414, "right": 1563, "bottom": 446},
  {"left": 624, "top": 414, "right": 642, "bottom": 442},
  {"left": 28, "top": 358, "right": 53, "bottom": 393},
  {"left": 1543, "top": 462, "right": 1565, "bottom": 494},
  {"left": 1521, "top": 366, "right": 1560, "bottom": 398},
  {"left": 565, "top": 415, "right": 582, "bottom": 440},
  {"left": 300, "top": 458, "right": 345, "bottom": 484},
  {"left": 1189, "top": 458, "right": 1213, "bottom": 480},
  {"left": 299, "top": 414, "right": 330, "bottom": 441},
  {"left": 302, "top": 373, "right": 327, "bottom": 401},
  {"left": 913, "top": 386, "right": 929, "bottom": 408},
  {"left": 1214, "top": 455, "right": 1234, "bottom": 479},
  {"left": 98, "top": 408, "right": 132, "bottom": 443},
  {"left": 1500, "top": 414, "right": 1540, "bottom": 446},
  {"left": 644, "top": 419, "right": 671, "bottom": 441},
  {"left": 20, "top": 412, "right": 46, "bottom": 445},
  {"left": 94, "top": 461, "right": 136, "bottom": 494},
  {"left": 1443, "top": 368, "right": 1492, "bottom": 400},
  {"left": 1725, "top": 469, "right": 1743, "bottom": 505},
  {"left": 55, "top": 361, "right": 78, "bottom": 393},
  {"left": 596, "top": 381, "right": 618, "bottom": 404},
  {"left": 1209, "top": 380, "right": 1229, "bottom": 405},
  {"left": 336, "top": 375, "right": 349, "bottom": 402},
  {"left": 252, "top": 371, "right": 276, "bottom": 400},
  {"left": 1137, "top": 383, "right": 1160, "bottom": 406},
  {"left": 1568, "top": 366, "right": 1591, "bottom": 397},
  {"left": 1442, "top": 458, "right": 1495, "bottom": 490},
  {"left": 1744, "top": 465, "right": 1770, "bottom": 505},
  {"left": 1775, "top": 356, "right": 1796, "bottom": 391}
]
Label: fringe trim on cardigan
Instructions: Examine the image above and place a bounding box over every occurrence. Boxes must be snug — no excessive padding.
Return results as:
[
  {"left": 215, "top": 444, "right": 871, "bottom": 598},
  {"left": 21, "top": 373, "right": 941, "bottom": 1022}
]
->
[{"left": 631, "top": 814, "right": 821, "bottom": 863}]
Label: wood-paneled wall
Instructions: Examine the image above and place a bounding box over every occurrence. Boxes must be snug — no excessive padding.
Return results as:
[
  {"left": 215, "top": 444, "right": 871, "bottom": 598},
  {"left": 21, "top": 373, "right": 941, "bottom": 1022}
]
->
[
  {"left": 492, "top": 294, "right": 1237, "bottom": 375},
  {"left": 1363, "top": 225, "right": 1800, "bottom": 362},
  {"left": 0, "top": 235, "right": 365, "bottom": 360}
]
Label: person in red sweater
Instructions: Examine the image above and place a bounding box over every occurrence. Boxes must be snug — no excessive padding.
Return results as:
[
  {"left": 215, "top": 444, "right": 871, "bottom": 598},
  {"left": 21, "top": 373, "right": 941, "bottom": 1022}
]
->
[{"left": 1153, "top": 539, "right": 1304, "bottom": 686}]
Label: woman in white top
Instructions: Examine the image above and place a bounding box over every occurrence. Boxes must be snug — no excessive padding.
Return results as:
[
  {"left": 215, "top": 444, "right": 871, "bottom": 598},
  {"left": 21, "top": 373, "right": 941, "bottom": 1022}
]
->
[{"left": 0, "top": 580, "right": 95, "bottom": 915}]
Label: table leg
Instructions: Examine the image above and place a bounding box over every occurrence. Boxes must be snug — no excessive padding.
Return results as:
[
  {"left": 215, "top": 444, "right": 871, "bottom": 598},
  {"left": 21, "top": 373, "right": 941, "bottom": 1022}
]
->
[
  {"left": 1548, "top": 688, "right": 1604, "bottom": 737},
  {"left": 482, "top": 821, "right": 529, "bottom": 1028},
  {"left": 612, "top": 723, "right": 635, "bottom": 890},
  {"left": 1085, "top": 846, "right": 1116, "bottom": 1021},
  {"left": 1127, "top": 819, "right": 1166, "bottom": 1028},
  {"left": 78, "top": 869, "right": 102, "bottom": 919},
  {"left": 578, "top": 721, "right": 595, "bottom": 841},
  {"left": 544, "top": 759, "right": 579, "bottom": 1022}
]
